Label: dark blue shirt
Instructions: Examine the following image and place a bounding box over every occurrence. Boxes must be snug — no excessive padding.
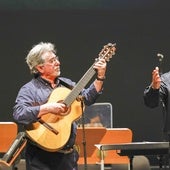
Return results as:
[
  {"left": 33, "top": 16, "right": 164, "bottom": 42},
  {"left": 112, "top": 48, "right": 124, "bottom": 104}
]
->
[
  {"left": 144, "top": 71, "right": 170, "bottom": 133},
  {"left": 13, "top": 76, "right": 102, "bottom": 148}
]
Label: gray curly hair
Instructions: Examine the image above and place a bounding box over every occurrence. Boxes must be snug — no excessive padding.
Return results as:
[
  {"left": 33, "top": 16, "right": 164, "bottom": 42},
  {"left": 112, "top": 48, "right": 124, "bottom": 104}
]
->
[{"left": 26, "top": 42, "right": 56, "bottom": 74}]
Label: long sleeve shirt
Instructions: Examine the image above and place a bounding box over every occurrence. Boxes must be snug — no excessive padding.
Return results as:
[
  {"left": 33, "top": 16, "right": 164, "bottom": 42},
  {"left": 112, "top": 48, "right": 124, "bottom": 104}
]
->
[
  {"left": 13, "top": 76, "right": 102, "bottom": 148},
  {"left": 143, "top": 72, "right": 170, "bottom": 108},
  {"left": 143, "top": 71, "right": 170, "bottom": 133}
]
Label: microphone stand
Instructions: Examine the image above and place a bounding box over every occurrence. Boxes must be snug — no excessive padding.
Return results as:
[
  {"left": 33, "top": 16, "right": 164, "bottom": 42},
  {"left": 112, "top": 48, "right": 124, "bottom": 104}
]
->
[
  {"left": 159, "top": 96, "right": 169, "bottom": 169},
  {"left": 79, "top": 96, "right": 88, "bottom": 170},
  {"left": 158, "top": 55, "right": 168, "bottom": 141},
  {"left": 157, "top": 53, "right": 166, "bottom": 138},
  {"left": 157, "top": 54, "right": 170, "bottom": 169}
]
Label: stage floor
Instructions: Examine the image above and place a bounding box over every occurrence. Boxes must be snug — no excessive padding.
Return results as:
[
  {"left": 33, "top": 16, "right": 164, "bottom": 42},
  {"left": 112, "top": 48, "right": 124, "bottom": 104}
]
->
[{"left": 0, "top": 159, "right": 169, "bottom": 170}]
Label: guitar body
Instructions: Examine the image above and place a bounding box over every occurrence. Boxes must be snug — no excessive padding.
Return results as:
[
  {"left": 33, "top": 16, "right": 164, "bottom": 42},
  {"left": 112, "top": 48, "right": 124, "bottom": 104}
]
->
[{"left": 26, "top": 87, "right": 83, "bottom": 152}]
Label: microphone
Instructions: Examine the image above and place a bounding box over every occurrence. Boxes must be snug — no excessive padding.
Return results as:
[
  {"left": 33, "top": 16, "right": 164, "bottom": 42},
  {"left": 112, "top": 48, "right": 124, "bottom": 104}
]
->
[
  {"left": 157, "top": 53, "right": 164, "bottom": 62},
  {"left": 157, "top": 53, "right": 164, "bottom": 75}
]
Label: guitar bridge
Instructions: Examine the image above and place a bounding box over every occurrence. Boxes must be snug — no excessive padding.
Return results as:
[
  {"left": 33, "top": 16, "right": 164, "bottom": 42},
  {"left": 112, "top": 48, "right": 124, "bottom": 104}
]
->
[{"left": 38, "top": 119, "right": 59, "bottom": 135}]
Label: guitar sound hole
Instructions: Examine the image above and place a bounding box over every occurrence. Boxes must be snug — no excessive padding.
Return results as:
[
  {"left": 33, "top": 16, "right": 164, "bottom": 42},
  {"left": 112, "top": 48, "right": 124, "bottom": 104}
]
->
[
  {"left": 57, "top": 100, "right": 71, "bottom": 116},
  {"left": 60, "top": 107, "right": 71, "bottom": 116}
]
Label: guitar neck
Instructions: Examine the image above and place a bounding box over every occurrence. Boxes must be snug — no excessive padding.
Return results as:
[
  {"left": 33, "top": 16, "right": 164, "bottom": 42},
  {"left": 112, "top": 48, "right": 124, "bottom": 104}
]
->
[
  {"left": 63, "top": 43, "right": 116, "bottom": 107},
  {"left": 63, "top": 65, "right": 96, "bottom": 106}
]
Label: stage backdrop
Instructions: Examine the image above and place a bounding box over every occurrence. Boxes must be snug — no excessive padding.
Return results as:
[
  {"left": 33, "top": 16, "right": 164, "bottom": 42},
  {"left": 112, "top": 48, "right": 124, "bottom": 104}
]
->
[{"left": 0, "top": 1, "right": 170, "bottom": 147}]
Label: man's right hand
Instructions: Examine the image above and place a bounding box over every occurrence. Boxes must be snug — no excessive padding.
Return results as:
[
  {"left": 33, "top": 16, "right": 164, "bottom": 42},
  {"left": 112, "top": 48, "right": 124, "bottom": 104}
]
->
[{"left": 151, "top": 67, "right": 161, "bottom": 89}]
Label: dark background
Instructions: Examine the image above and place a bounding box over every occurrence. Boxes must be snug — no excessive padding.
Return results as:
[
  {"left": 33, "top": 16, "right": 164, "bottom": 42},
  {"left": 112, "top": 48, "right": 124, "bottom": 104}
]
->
[{"left": 0, "top": 0, "right": 170, "bottom": 148}]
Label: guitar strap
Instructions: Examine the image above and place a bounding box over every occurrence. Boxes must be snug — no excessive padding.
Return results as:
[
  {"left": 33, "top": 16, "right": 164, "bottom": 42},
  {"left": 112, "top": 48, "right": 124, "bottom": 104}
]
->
[
  {"left": 58, "top": 78, "right": 74, "bottom": 90},
  {"left": 58, "top": 78, "right": 84, "bottom": 100}
]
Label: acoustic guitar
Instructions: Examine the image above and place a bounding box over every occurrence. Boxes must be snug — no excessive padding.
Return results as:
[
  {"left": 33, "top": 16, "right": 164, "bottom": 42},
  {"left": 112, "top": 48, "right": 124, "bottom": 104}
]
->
[{"left": 25, "top": 43, "right": 116, "bottom": 152}]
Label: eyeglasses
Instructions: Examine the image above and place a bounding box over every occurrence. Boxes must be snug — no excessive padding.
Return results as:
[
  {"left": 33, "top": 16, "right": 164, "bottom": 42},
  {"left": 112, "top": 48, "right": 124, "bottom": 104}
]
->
[{"left": 44, "top": 56, "right": 59, "bottom": 65}]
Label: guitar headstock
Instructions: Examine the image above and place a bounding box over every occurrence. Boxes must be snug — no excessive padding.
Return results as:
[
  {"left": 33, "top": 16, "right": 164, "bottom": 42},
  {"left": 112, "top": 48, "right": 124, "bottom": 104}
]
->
[{"left": 98, "top": 43, "right": 116, "bottom": 62}]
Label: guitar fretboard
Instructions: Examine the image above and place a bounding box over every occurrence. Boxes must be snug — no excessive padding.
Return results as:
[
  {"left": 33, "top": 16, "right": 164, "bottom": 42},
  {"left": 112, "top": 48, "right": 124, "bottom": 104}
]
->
[{"left": 63, "top": 65, "right": 96, "bottom": 106}]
